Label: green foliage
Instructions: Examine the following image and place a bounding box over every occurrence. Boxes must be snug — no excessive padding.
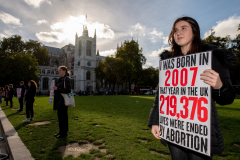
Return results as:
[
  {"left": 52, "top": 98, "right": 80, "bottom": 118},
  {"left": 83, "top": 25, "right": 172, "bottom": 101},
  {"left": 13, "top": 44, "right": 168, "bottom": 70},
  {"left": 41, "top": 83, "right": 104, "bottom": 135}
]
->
[
  {"left": 116, "top": 40, "right": 147, "bottom": 88},
  {"left": 203, "top": 24, "right": 240, "bottom": 84},
  {"left": 0, "top": 35, "right": 50, "bottom": 66},
  {"left": 138, "top": 67, "right": 159, "bottom": 89},
  {"left": 95, "top": 56, "right": 132, "bottom": 91},
  {"left": 0, "top": 51, "right": 39, "bottom": 86}
]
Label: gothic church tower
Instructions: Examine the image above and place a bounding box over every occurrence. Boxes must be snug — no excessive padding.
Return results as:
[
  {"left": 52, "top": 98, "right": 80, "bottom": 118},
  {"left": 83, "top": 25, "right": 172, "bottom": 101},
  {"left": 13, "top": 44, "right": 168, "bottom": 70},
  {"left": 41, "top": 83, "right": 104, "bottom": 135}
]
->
[{"left": 74, "top": 16, "right": 97, "bottom": 93}]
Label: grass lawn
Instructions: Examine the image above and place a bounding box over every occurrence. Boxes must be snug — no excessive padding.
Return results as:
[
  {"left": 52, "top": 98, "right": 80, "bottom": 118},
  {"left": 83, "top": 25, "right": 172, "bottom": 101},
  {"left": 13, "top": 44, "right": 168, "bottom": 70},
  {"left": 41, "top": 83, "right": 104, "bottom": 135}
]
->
[{"left": 0, "top": 95, "right": 240, "bottom": 160}]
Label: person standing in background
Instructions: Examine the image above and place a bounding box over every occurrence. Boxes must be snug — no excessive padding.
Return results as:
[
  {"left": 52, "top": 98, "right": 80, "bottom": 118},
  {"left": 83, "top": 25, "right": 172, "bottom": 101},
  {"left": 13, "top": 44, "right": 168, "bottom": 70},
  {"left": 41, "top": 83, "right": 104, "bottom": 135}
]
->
[
  {"left": 4, "top": 85, "right": 9, "bottom": 106},
  {"left": 8, "top": 84, "right": 14, "bottom": 108},
  {"left": 0, "top": 87, "right": 3, "bottom": 104},
  {"left": 18, "top": 81, "right": 26, "bottom": 112},
  {"left": 23, "top": 80, "right": 37, "bottom": 122}
]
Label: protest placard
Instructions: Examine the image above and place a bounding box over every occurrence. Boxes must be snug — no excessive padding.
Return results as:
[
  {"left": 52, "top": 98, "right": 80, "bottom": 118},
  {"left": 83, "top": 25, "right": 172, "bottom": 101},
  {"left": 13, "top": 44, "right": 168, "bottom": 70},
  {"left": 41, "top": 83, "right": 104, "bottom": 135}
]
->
[
  {"left": 49, "top": 80, "right": 55, "bottom": 104},
  {"left": 17, "top": 88, "right": 22, "bottom": 98},
  {"left": 158, "top": 51, "right": 212, "bottom": 156}
]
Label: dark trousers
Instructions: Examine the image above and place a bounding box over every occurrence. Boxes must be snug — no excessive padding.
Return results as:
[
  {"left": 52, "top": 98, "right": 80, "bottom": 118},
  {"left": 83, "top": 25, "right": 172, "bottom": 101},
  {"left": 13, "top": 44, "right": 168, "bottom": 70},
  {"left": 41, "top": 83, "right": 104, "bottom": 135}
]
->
[
  {"left": 18, "top": 98, "right": 23, "bottom": 111},
  {"left": 26, "top": 101, "right": 34, "bottom": 118},
  {"left": 57, "top": 105, "right": 68, "bottom": 134},
  {"left": 168, "top": 143, "right": 212, "bottom": 160},
  {"left": 9, "top": 98, "right": 13, "bottom": 107},
  {"left": 5, "top": 98, "right": 9, "bottom": 106}
]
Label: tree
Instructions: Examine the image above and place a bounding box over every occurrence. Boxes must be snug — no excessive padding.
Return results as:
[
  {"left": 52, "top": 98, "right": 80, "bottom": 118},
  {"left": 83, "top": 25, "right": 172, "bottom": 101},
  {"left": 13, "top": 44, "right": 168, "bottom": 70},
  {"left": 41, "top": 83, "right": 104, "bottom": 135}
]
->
[
  {"left": 138, "top": 67, "right": 159, "bottom": 89},
  {"left": 116, "top": 40, "right": 146, "bottom": 90},
  {"left": 0, "top": 35, "right": 24, "bottom": 53},
  {"left": 0, "top": 35, "right": 50, "bottom": 66},
  {"left": 202, "top": 35, "right": 230, "bottom": 49},
  {"left": 203, "top": 24, "right": 240, "bottom": 84},
  {"left": 95, "top": 56, "right": 132, "bottom": 92},
  {"left": 0, "top": 51, "right": 39, "bottom": 87}
]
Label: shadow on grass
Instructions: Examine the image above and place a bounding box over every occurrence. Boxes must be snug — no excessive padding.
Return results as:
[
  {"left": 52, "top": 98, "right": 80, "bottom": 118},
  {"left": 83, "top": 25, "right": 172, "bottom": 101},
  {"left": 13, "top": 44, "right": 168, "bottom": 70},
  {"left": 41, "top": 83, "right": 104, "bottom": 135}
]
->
[
  {"left": 216, "top": 106, "right": 240, "bottom": 112},
  {"left": 44, "top": 136, "right": 68, "bottom": 160}
]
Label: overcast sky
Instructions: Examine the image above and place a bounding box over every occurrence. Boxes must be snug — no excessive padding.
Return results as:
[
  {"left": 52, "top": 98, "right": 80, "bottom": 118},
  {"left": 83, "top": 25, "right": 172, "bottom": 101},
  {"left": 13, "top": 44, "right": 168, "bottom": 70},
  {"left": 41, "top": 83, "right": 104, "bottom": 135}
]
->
[{"left": 1, "top": 0, "right": 240, "bottom": 68}]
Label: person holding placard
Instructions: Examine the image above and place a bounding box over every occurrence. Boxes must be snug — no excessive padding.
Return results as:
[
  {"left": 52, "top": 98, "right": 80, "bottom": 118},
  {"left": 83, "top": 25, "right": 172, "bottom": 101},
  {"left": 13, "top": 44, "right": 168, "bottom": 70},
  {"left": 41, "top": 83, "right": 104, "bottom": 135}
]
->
[
  {"left": 23, "top": 80, "right": 37, "bottom": 122},
  {"left": 148, "top": 16, "right": 235, "bottom": 160},
  {"left": 53, "top": 66, "right": 71, "bottom": 138}
]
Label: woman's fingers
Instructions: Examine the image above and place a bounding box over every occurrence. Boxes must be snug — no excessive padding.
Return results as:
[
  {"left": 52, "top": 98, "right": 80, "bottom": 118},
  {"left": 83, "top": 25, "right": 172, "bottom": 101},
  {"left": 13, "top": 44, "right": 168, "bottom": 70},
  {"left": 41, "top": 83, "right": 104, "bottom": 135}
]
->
[
  {"left": 151, "top": 125, "right": 161, "bottom": 139},
  {"left": 200, "top": 69, "right": 223, "bottom": 89}
]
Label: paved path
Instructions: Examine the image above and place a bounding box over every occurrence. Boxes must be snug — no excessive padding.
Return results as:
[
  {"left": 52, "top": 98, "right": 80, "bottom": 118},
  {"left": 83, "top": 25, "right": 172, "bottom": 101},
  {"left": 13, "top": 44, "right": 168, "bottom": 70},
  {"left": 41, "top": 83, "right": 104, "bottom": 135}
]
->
[{"left": 0, "top": 106, "right": 34, "bottom": 160}]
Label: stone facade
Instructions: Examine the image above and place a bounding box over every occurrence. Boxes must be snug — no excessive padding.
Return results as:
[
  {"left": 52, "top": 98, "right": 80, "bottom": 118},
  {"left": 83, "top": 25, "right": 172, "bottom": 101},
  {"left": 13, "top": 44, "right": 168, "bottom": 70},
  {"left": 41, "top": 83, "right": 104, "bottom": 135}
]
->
[{"left": 38, "top": 25, "right": 103, "bottom": 94}]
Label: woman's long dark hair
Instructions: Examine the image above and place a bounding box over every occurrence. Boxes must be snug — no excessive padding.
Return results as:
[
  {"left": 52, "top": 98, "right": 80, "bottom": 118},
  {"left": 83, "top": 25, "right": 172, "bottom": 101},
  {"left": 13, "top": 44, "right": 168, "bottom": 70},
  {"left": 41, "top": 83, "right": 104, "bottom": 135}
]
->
[
  {"left": 59, "top": 66, "right": 70, "bottom": 77},
  {"left": 28, "top": 80, "right": 38, "bottom": 91},
  {"left": 168, "top": 16, "right": 202, "bottom": 57}
]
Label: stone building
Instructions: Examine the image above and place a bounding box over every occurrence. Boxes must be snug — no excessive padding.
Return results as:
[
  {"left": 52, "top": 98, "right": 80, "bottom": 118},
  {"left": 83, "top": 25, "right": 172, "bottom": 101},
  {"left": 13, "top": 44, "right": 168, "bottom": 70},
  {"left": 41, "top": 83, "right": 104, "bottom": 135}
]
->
[{"left": 38, "top": 24, "right": 104, "bottom": 94}]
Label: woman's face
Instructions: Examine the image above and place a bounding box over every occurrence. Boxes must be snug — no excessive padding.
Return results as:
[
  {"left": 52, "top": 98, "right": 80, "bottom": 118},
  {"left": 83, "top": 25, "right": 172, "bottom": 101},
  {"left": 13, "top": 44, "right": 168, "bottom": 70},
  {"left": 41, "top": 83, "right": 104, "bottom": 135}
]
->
[
  {"left": 58, "top": 68, "right": 66, "bottom": 77},
  {"left": 174, "top": 20, "right": 194, "bottom": 49},
  {"left": 28, "top": 82, "right": 31, "bottom": 88}
]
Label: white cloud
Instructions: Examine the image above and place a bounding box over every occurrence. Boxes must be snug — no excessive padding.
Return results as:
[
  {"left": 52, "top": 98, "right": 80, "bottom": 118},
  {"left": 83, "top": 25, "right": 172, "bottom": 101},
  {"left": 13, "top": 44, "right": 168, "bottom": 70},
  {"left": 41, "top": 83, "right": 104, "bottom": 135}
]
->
[
  {"left": 149, "top": 28, "right": 163, "bottom": 43},
  {"left": 132, "top": 23, "right": 145, "bottom": 36},
  {"left": 36, "top": 32, "right": 65, "bottom": 43},
  {"left": 149, "top": 46, "right": 170, "bottom": 57},
  {"left": 0, "top": 33, "right": 7, "bottom": 39},
  {"left": 24, "top": 0, "right": 52, "bottom": 8},
  {"left": 37, "top": 19, "right": 47, "bottom": 25},
  {"left": 91, "top": 22, "right": 114, "bottom": 39},
  {"left": 162, "top": 36, "right": 169, "bottom": 45},
  {"left": 0, "top": 11, "right": 22, "bottom": 26},
  {"left": 204, "top": 15, "right": 240, "bottom": 39},
  {"left": 99, "top": 49, "right": 116, "bottom": 57},
  {"left": 36, "top": 15, "right": 115, "bottom": 43}
]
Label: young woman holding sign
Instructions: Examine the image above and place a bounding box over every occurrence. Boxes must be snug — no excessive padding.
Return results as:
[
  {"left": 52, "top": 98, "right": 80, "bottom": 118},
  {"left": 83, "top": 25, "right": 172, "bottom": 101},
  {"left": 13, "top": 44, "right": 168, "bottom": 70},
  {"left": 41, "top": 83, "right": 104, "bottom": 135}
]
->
[
  {"left": 53, "top": 66, "right": 71, "bottom": 138},
  {"left": 148, "top": 17, "right": 236, "bottom": 160}
]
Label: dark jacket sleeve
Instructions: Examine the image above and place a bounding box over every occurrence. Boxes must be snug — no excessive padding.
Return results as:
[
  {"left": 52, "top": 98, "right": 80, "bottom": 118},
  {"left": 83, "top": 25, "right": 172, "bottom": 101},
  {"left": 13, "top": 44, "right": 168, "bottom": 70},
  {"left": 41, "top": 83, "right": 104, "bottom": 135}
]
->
[
  {"left": 148, "top": 85, "right": 159, "bottom": 127},
  {"left": 212, "top": 56, "right": 235, "bottom": 105},
  {"left": 21, "top": 86, "right": 25, "bottom": 98},
  {"left": 56, "top": 77, "right": 71, "bottom": 94}
]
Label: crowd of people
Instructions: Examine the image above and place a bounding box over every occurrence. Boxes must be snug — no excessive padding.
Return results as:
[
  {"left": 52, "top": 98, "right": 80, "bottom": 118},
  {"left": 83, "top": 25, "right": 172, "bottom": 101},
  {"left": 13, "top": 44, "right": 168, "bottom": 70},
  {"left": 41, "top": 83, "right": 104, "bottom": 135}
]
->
[{"left": 0, "top": 81, "right": 37, "bottom": 123}]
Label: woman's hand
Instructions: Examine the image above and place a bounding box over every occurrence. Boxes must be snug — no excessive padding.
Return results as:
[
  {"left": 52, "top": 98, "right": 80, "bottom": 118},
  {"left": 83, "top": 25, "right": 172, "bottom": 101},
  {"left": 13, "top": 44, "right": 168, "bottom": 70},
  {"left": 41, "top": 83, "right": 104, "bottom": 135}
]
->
[
  {"left": 53, "top": 86, "right": 58, "bottom": 90},
  {"left": 151, "top": 125, "right": 161, "bottom": 139},
  {"left": 200, "top": 69, "right": 223, "bottom": 89}
]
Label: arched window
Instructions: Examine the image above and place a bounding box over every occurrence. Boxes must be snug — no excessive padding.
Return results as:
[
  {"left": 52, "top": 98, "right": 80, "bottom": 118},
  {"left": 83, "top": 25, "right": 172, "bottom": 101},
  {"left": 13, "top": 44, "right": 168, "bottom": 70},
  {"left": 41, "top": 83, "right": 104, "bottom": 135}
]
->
[
  {"left": 43, "top": 77, "right": 49, "bottom": 89},
  {"left": 71, "top": 79, "right": 74, "bottom": 89},
  {"left": 86, "top": 71, "right": 91, "bottom": 80}
]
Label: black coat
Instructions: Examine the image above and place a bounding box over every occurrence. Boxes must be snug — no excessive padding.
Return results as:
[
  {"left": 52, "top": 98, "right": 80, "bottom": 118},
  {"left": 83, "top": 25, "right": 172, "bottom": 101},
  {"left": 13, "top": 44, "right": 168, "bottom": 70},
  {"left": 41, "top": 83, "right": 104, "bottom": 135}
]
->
[
  {"left": 148, "top": 42, "right": 236, "bottom": 154},
  {"left": 53, "top": 75, "right": 71, "bottom": 110},
  {"left": 8, "top": 88, "right": 14, "bottom": 98},
  {"left": 25, "top": 88, "right": 36, "bottom": 103}
]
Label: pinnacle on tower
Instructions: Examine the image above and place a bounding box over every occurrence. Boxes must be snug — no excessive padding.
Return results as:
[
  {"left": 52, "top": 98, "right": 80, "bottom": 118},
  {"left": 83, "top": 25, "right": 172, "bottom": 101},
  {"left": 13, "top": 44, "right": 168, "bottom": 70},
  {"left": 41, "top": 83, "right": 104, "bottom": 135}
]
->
[
  {"left": 97, "top": 49, "right": 99, "bottom": 56},
  {"left": 85, "top": 14, "right": 88, "bottom": 29}
]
